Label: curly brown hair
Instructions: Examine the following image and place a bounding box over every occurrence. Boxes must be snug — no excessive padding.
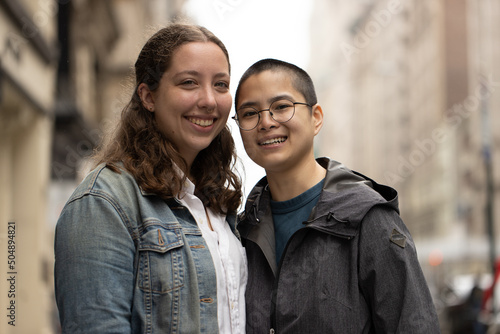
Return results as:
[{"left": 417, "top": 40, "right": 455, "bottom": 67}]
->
[{"left": 94, "top": 24, "right": 242, "bottom": 214}]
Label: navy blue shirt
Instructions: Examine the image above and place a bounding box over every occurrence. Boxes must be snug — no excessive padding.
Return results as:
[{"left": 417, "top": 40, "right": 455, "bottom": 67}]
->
[{"left": 271, "top": 179, "right": 324, "bottom": 266}]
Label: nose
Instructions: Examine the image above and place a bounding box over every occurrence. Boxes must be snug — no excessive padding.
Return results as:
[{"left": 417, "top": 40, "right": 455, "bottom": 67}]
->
[
  {"left": 259, "top": 110, "right": 279, "bottom": 130},
  {"left": 199, "top": 86, "right": 217, "bottom": 112}
]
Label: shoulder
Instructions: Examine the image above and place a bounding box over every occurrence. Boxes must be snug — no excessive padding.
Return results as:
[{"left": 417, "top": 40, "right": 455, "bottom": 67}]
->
[
  {"left": 60, "top": 164, "right": 152, "bottom": 226},
  {"left": 361, "top": 205, "right": 405, "bottom": 231},
  {"left": 67, "top": 164, "right": 140, "bottom": 202},
  {"left": 58, "top": 163, "right": 167, "bottom": 233},
  {"left": 318, "top": 157, "right": 400, "bottom": 222},
  {"left": 359, "top": 204, "right": 416, "bottom": 255}
]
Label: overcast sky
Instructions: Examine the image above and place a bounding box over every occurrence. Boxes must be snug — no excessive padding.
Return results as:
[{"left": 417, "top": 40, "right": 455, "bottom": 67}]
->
[{"left": 184, "top": 0, "right": 314, "bottom": 199}]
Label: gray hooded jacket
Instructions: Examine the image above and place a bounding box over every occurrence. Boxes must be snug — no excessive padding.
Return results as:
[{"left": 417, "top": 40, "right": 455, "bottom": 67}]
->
[{"left": 237, "top": 157, "right": 441, "bottom": 333}]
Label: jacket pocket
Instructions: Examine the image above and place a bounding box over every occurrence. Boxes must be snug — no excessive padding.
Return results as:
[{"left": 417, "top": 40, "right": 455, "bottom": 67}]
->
[{"left": 137, "top": 221, "right": 185, "bottom": 294}]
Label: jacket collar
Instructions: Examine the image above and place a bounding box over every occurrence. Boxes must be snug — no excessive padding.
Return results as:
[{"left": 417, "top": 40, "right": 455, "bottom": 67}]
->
[{"left": 239, "top": 157, "right": 399, "bottom": 239}]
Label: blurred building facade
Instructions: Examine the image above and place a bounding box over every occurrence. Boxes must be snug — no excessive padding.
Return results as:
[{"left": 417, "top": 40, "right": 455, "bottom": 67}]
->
[
  {"left": 310, "top": 0, "right": 499, "bottom": 309},
  {"left": 1, "top": 0, "right": 186, "bottom": 333},
  {"left": 0, "top": 0, "right": 57, "bottom": 332}
]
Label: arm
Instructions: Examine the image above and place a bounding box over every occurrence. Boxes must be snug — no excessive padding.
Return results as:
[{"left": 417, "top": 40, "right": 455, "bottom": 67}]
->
[
  {"left": 358, "top": 206, "right": 441, "bottom": 333},
  {"left": 54, "top": 194, "right": 136, "bottom": 334}
]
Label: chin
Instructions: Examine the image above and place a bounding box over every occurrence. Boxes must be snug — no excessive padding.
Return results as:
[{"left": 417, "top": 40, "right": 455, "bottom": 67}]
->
[
  {"left": 193, "top": 139, "right": 216, "bottom": 152},
  {"left": 252, "top": 157, "right": 281, "bottom": 171}
]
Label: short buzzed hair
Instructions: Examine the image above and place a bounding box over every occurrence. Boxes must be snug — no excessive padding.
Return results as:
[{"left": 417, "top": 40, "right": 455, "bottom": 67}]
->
[{"left": 234, "top": 58, "right": 318, "bottom": 109}]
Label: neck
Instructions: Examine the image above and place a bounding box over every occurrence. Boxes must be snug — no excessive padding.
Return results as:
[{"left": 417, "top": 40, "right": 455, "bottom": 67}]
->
[
  {"left": 266, "top": 157, "right": 326, "bottom": 202},
  {"left": 173, "top": 156, "right": 193, "bottom": 182}
]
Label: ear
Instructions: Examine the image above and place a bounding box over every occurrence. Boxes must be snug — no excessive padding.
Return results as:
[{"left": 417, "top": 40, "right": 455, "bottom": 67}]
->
[
  {"left": 137, "top": 83, "right": 155, "bottom": 112},
  {"left": 311, "top": 104, "right": 324, "bottom": 136}
]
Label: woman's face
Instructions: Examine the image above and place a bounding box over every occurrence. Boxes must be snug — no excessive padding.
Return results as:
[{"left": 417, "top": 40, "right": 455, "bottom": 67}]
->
[{"left": 142, "top": 42, "right": 232, "bottom": 167}]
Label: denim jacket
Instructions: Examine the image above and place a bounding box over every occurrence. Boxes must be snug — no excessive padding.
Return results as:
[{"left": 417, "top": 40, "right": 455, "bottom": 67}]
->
[
  {"left": 238, "top": 158, "right": 440, "bottom": 333},
  {"left": 55, "top": 164, "right": 236, "bottom": 333}
]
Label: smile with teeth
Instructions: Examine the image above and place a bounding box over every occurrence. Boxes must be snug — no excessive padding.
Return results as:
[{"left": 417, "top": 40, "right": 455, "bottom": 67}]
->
[
  {"left": 259, "top": 137, "right": 287, "bottom": 146},
  {"left": 187, "top": 117, "right": 215, "bottom": 127}
]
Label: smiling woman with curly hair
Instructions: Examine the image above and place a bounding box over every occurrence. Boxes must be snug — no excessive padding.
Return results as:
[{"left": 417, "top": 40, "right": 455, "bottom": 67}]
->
[{"left": 54, "top": 24, "right": 247, "bottom": 333}]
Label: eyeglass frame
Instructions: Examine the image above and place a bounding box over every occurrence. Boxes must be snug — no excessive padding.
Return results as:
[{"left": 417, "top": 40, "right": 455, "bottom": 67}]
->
[{"left": 232, "top": 99, "right": 312, "bottom": 131}]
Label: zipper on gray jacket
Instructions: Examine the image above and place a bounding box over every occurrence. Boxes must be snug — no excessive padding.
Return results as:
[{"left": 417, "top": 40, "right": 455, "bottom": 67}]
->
[{"left": 270, "top": 329, "right": 275, "bottom": 334}]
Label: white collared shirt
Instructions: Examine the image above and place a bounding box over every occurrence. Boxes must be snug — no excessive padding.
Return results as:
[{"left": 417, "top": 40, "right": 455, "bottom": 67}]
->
[{"left": 177, "top": 178, "right": 247, "bottom": 334}]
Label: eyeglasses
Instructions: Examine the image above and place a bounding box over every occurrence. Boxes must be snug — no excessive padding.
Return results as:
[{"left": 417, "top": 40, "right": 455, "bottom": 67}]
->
[{"left": 232, "top": 99, "right": 312, "bottom": 131}]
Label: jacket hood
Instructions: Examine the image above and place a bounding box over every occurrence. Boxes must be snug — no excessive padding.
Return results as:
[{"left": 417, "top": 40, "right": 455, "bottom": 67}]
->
[{"left": 238, "top": 157, "right": 399, "bottom": 239}]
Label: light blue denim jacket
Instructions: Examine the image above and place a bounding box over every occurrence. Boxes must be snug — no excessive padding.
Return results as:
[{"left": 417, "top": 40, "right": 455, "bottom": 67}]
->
[{"left": 55, "top": 164, "right": 236, "bottom": 333}]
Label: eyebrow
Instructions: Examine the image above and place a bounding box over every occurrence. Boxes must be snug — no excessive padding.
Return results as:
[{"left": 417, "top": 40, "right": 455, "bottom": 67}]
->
[
  {"left": 237, "top": 94, "right": 296, "bottom": 110},
  {"left": 173, "top": 70, "right": 229, "bottom": 79}
]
